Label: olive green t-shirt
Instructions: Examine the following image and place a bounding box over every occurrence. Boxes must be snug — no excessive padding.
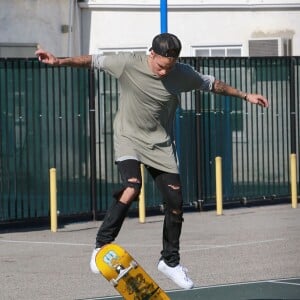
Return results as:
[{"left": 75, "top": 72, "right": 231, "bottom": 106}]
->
[{"left": 92, "top": 53, "right": 214, "bottom": 173}]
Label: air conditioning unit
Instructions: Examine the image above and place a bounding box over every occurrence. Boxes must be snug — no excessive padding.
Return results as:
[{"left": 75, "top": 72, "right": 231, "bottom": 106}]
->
[{"left": 248, "top": 38, "right": 292, "bottom": 56}]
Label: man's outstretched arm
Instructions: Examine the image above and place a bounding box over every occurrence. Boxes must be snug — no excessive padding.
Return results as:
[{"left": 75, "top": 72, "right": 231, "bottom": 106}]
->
[
  {"left": 35, "top": 47, "right": 92, "bottom": 68},
  {"left": 212, "top": 79, "right": 269, "bottom": 108}
]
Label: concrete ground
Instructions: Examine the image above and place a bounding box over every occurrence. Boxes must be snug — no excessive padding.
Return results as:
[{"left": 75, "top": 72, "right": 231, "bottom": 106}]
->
[{"left": 1, "top": 203, "right": 300, "bottom": 300}]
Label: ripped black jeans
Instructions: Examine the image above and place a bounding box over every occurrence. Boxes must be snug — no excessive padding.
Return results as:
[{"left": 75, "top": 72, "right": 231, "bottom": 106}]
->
[{"left": 95, "top": 159, "right": 183, "bottom": 267}]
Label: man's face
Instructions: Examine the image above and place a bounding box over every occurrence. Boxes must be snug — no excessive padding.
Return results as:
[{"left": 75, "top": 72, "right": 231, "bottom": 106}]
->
[{"left": 148, "top": 50, "right": 177, "bottom": 78}]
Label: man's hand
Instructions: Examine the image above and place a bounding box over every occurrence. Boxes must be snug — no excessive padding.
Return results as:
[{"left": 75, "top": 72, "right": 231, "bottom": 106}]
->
[
  {"left": 35, "top": 47, "right": 60, "bottom": 66},
  {"left": 246, "top": 94, "right": 269, "bottom": 108}
]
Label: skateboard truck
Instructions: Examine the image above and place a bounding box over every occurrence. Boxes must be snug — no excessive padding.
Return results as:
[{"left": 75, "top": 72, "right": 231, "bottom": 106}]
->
[{"left": 110, "top": 260, "right": 138, "bottom": 287}]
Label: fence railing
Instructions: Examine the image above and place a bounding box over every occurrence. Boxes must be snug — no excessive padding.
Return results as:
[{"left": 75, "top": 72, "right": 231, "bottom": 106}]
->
[{"left": 0, "top": 57, "right": 299, "bottom": 223}]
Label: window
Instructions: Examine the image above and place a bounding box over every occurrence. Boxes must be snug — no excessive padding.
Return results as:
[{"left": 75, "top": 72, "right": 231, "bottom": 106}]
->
[
  {"left": 97, "top": 47, "right": 147, "bottom": 55},
  {"left": 194, "top": 46, "right": 242, "bottom": 57},
  {"left": 0, "top": 43, "right": 37, "bottom": 58}
]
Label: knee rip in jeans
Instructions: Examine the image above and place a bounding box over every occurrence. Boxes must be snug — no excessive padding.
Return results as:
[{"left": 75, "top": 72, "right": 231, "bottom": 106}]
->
[
  {"left": 113, "top": 178, "right": 141, "bottom": 202},
  {"left": 127, "top": 177, "right": 141, "bottom": 189},
  {"left": 168, "top": 184, "right": 181, "bottom": 191},
  {"left": 169, "top": 210, "right": 184, "bottom": 223},
  {"left": 128, "top": 177, "right": 141, "bottom": 184},
  {"left": 171, "top": 208, "right": 182, "bottom": 215},
  {"left": 125, "top": 178, "right": 142, "bottom": 198},
  {"left": 166, "top": 184, "right": 182, "bottom": 216}
]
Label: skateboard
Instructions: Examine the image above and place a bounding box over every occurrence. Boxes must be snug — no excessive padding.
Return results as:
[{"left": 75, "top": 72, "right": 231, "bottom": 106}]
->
[{"left": 96, "top": 243, "right": 170, "bottom": 300}]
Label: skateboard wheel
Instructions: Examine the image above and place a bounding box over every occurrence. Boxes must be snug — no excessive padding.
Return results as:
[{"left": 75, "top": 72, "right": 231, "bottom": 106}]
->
[
  {"left": 116, "top": 265, "right": 124, "bottom": 273},
  {"left": 193, "top": 200, "right": 203, "bottom": 211},
  {"left": 241, "top": 197, "right": 247, "bottom": 205},
  {"left": 110, "top": 279, "right": 118, "bottom": 287},
  {"left": 192, "top": 201, "right": 198, "bottom": 209},
  {"left": 130, "top": 260, "right": 138, "bottom": 269},
  {"left": 159, "top": 204, "right": 165, "bottom": 213}
]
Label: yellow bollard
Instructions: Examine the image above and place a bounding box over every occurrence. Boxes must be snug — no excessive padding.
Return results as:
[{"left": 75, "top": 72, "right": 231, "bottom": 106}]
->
[
  {"left": 139, "top": 164, "right": 146, "bottom": 223},
  {"left": 49, "top": 168, "right": 58, "bottom": 232},
  {"left": 290, "top": 154, "right": 298, "bottom": 209},
  {"left": 215, "top": 156, "right": 223, "bottom": 215}
]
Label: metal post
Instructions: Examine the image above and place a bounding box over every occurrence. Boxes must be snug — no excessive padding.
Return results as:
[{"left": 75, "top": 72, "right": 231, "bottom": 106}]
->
[
  {"left": 223, "top": 96, "right": 233, "bottom": 198},
  {"left": 89, "top": 69, "right": 97, "bottom": 221},
  {"left": 50, "top": 168, "right": 57, "bottom": 232},
  {"left": 139, "top": 164, "right": 146, "bottom": 223},
  {"left": 290, "top": 57, "right": 296, "bottom": 154},
  {"left": 215, "top": 157, "right": 223, "bottom": 215},
  {"left": 195, "top": 88, "right": 203, "bottom": 209},
  {"left": 290, "top": 154, "right": 298, "bottom": 208},
  {"left": 289, "top": 58, "right": 298, "bottom": 209}
]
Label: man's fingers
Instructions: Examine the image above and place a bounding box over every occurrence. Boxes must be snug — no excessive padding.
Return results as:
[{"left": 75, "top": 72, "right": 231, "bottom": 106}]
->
[
  {"left": 35, "top": 49, "right": 44, "bottom": 56},
  {"left": 259, "top": 99, "right": 268, "bottom": 108},
  {"left": 259, "top": 96, "right": 269, "bottom": 108},
  {"left": 35, "top": 49, "right": 49, "bottom": 63},
  {"left": 249, "top": 94, "right": 269, "bottom": 108}
]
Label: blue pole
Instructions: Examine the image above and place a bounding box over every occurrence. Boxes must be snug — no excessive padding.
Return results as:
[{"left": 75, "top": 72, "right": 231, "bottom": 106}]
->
[
  {"left": 160, "top": 0, "right": 168, "bottom": 33},
  {"left": 160, "top": 1, "right": 182, "bottom": 165},
  {"left": 160, "top": 0, "right": 182, "bottom": 166}
]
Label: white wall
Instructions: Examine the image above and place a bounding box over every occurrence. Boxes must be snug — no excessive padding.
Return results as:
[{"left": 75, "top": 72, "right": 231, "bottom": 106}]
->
[
  {"left": 79, "top": 0, "right": 300, "bottom": 56},
  {"left": 0, "top": 0, "right": 299, "bottom": 57},
  {"left": 171, "top": 10, "right": 298, "bottom": 56}
]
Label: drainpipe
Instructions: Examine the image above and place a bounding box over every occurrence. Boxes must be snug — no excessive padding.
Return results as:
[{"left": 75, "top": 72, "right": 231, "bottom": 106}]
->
[
  {"left": 160, "top": 0, "right": 168, "bottom": 33},
  {"left": 68, "top": 0, "right": 74, "bottom": 56}
]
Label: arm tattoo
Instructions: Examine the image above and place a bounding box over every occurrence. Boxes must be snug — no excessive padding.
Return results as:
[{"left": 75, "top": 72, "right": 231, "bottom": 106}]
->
[
  {"left": 60, "top": 55, "right": 92, "bottom": 68},
  {"left": 212, "top": 80, "right": 227, "bottom": 94},
  {"left": 212, "top": 79, "right": 245, "bottom": 99}
]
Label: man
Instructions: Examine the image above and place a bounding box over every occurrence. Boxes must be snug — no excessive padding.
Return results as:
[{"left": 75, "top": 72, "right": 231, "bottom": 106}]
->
[{"left": 36, "top": 33, "right": 268, "bottom": 290}]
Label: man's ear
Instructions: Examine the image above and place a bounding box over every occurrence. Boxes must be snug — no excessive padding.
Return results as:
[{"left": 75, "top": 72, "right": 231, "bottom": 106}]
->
[{"left": 149, "top": 50, "right": 155, "bottom": 58}]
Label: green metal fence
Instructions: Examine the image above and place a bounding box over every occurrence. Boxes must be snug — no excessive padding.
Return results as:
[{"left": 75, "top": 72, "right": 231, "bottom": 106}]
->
[
  {"left": 0, "top": 57, "right": 299, "bottom": 223},
  {"left": 183, "top": 57, "right": 299, "bottom": 207},
  {"left": 0, "top": 60, "right": 91, "bottom": 221}
]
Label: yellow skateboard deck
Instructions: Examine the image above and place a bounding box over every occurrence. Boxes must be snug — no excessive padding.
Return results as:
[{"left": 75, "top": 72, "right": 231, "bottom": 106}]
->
[{"left": 96, "top": 243, "right": 170, "bottom": 300}]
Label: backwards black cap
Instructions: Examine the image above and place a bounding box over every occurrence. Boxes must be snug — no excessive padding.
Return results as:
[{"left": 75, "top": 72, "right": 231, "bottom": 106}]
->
[{"left": 150, "top": 33, "right": 182, "bottom": 58}]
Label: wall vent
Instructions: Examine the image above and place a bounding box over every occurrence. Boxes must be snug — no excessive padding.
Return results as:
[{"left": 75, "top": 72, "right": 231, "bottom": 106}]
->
[{"left": 249, "top": 38, "right": 292, "bottom": 56}]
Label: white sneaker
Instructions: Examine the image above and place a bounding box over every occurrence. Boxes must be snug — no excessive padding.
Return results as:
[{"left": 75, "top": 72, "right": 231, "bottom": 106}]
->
[
  {"left": 89, "top": 248, "right": 101, "bottom": 274},
  {"left": 158, "top": 260, "right": 194, "bottom": 289}
]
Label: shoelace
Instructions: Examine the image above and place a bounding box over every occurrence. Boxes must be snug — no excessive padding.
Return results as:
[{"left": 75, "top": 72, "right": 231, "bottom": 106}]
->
[{"left": 177, "top": 265, "right": 190, "bottom": 281}]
